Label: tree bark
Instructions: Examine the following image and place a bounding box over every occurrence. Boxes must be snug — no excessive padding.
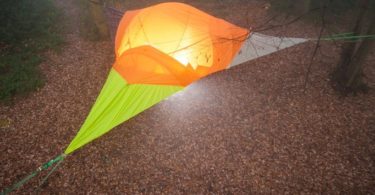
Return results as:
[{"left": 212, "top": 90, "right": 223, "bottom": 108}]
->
[
  {"left": 293, "top": 0, "right": 312, "bottom": 14},
  {"left": 88, "top": 0, "right": 109, "bottom": 39},
  {"left": 331, "top": 0, "right": 373, "bottom": 94},
  {"left": 346, "top": 16, "right": 374, "bottom": 87}
]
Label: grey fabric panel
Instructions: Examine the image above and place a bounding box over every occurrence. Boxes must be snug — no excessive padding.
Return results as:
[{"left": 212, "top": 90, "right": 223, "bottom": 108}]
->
[{"left": 229, "top": 33, "right": 308, "bottom": 68}]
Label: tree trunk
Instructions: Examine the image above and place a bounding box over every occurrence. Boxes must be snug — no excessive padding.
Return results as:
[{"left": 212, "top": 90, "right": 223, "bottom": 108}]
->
[
  {"left": 331, "top": 0, "right": 373, "bottom": 94},
  {"left": 88, "top": 0, "right": 109, "bottom": 39},
  {"left": 346, "top": 17, "right": 374, "bottom": 87},
  {"left": 293, "top": 0, "right": 312, "bottom": 14}
]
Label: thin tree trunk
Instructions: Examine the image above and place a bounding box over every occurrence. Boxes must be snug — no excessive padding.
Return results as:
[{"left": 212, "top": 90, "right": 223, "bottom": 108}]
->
[
  {"left": 346, "top": 12, "right": 374, "bottom": 87},
  {"left": 331, "top": 0, "right": 372, "bottom": 94},
  {"left": 89, "top": 0, "right": 109, "bottom": 39},
  {"left": 293, "top": 0, "right": 312, "bottom": 14}
]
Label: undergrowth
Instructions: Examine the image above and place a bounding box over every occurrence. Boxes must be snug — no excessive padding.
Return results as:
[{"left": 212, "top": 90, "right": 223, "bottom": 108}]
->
[{"left": 0, "top": 0, "right": 63, "bottom": 102}]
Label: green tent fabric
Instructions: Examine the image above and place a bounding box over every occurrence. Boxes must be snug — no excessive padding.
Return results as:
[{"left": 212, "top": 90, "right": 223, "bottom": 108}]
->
[{"left": 64, "top": 69, "right": 183, "bottom": 154}]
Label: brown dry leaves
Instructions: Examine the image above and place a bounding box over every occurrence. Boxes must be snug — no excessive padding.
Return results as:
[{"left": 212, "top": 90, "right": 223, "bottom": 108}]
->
[{"left": 1, "top": 0, "right": 374, "bottom": 194}]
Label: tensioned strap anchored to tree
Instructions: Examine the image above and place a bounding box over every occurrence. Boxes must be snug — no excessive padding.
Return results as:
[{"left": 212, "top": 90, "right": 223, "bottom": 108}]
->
[
  {"left": 316, "top": 32, "right": 375, "bottom": 41},
  {"left": 1, "top": 154, "right": 66, "bottom": 195}
]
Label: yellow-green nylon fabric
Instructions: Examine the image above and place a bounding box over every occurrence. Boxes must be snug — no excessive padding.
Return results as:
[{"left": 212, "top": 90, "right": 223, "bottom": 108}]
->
[{"left": 64, "top": 69, "right": 183, "bottom": 154}]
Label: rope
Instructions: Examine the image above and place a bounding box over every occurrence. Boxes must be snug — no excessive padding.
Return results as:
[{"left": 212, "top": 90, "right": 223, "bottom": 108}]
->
[
  {"left": 39, "top": 157, "right": 64, "bottom": 188},
  {"left": 1, "top": 154, "right": 66, "bottom": 195},
  {"left": 314, "top": 32, "right": 375, "bottom": 41},
  {"left": 321, "top": 34, "right": 375, "bottom": 41}
]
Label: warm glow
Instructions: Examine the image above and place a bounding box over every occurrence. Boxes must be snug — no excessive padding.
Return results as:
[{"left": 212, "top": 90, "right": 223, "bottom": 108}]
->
[
  {"left": 117, "top": 4, "right": 214, "bottom": 69},
  {"left": 173, "top": 53, "right": 190, "bottom": 66},
  {"left": 114, "top": 2, "right": 249, "bottom": 86},
  {"left": 172, "top": 49, "right": 191, "bottom": 66}
]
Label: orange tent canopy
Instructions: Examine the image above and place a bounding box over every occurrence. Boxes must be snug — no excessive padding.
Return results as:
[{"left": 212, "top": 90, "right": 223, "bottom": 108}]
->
[{"left": 114, "top": 2, "right": 249, "bottom": 86}]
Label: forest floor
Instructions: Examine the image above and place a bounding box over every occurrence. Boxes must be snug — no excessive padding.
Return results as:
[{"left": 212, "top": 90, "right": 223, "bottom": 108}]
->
[{"left": 1, "top": 0, "right": 374, "bottom": 194}]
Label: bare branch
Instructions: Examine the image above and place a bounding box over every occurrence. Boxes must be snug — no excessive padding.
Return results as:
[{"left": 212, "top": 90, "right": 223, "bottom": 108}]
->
[
  {"left": 254, "top": 7, "right": 321, "bottom": 32},
  {"left": 303, "top": 3, "right": 327, "bottom": 92}
]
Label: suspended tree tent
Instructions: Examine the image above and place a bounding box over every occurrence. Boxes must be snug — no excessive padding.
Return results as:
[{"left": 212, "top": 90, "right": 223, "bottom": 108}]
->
[
  {"left": 2, "top": 2, "right": 311, "bottom": 194},
  {"left": 66, "top": 2, "right": 310, "bottom": 154}
]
